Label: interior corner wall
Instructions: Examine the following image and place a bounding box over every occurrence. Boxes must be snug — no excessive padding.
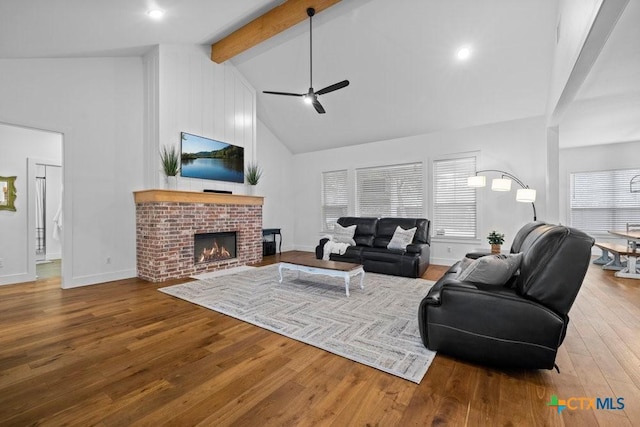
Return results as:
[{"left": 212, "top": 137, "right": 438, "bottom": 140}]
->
[
  {"left": 292, "top": 116, "right": 548, "bottom": 266},
  {"left": 0, "top": 124, "right": 61, "bottom": 285},
  {"left": 546, "top": 0, "right": 603, "bottom": 118},
  {"left": 546, "top": 126, "right": 560, "bottom": 223},
  {"left": 0, "top": 57, "right": 144, "bottom": 287},
  {"left": 256, "top": 119, "right": 295, "bottom": 251},
  {"left": 144, "top": 44, "right": 256, "bottom": 194}
]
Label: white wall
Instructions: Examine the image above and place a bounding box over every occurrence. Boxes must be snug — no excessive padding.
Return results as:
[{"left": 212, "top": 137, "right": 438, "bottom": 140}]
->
[
  {"left": 293, "top": 116, "right": 548, "bottom": 265},
  {"left": 144, "top": 44, "right": 256, "bottom": 194},
  {"left": 0, "top": 124, "right": 61, "bottom": 285},
  {"left": 0, "top": 57, "right": 144, "bottom": 287},
  {"left": 546, "top": 0, "right": 603, "bottom": 117},
  {"left": 257, "top": 119, "right": 295, "bottom": 251},
  {"left": 142, "top": 44, "right": 296, "bottom": 250}
]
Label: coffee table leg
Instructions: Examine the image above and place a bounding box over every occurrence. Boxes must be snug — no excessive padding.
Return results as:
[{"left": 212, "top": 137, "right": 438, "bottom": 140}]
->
[
  {"left": 359, "top": 270, "right": 365, "bottom": 290},
  {"left": 344, "top": 274, "right": 350, "bottom": 297},
  {"left": 279, "top": 264, "right": 284, "bottom": 283}
]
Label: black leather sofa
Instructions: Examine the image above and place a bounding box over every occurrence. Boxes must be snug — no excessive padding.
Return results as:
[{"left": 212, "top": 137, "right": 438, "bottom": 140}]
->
[
  {"left": 315, "top": 217, "right": 431, "bottom": 278},
  {"left": 418, "top": 222, "right": 594, "bottom": 370}
]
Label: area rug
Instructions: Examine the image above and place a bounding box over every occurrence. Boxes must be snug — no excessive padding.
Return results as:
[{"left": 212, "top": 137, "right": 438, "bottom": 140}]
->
[
  {"left": 190, "top": 265, "right": 255, "bottom": 280},
  {"left": 159, "top": 264, "right": 436, "bottom": 383}
]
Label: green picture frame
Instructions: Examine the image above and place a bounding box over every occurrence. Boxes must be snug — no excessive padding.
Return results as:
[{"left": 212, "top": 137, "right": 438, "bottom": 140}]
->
[{"left": 0, "top": 176, "right": 17, "bottom": 211}]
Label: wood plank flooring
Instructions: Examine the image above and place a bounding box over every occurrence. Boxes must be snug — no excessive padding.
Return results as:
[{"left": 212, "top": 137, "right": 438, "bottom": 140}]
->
[{"left": 0, "top": 251, "right": 638, "bottom": 426}]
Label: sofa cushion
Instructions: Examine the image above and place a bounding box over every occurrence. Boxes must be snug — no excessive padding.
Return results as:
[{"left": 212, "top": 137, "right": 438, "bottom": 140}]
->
[
  {"left": 338, "top": 217, "right": 378, "bottom": 247},
  {"left": 332, "top": 223, "right": 356, "bottom": 245},
  {"left": 375, "top": 218, "right": 430, "bottom": 247},
  {"left": 516, "top": 225, "right": 595, "bottom": 315},
  {"left": 387, "top": 226, "right": 417, "bottom": 250},
  {"left": 457, "top": 253, "right": 523, "bottom": 285}
]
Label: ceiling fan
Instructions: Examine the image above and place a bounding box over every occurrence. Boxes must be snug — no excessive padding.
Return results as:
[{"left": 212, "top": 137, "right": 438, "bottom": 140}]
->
[{"left": 263, "top": 7, "right": 349, "bottom": 114}]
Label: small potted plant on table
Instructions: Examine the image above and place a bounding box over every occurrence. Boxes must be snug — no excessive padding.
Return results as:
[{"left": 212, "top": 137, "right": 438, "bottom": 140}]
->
[{"left": 487, "top": 230, "right": 505, "bottom": 254}]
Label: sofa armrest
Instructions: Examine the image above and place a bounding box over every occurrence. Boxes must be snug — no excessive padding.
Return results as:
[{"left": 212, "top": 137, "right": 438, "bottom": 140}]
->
[
  {"left": 406, "top": 243, "right": 428, "bottom": 254},
  {"left": 419, "top": 281, "right": 566, "bottom": 357},
  {"left": 315, "top": 238, "right": 330, "bottom": 259},
  {"left": 464, "top": 251, "right": 492, "bottom": 259},
  {"left": 423, "top": 275, "right": 480, "bottom": 306}
]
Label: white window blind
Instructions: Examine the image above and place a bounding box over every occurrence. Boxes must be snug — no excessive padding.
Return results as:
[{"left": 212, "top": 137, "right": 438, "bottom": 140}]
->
[
  {"left": 433, "top": 156, "right": 477, "bottom": 238},
  {"left": 355, "top": 163, "right": 423, "bottom": 218},
  {"left": 570, "top": 168, "right": 640, "bottom": 233},
  {"left": 322, "top": 170, "right": 348, "bottom": 231}
]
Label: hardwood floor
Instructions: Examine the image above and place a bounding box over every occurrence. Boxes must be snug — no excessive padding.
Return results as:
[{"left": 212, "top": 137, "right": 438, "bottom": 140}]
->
[{"left": 1, "top": 252, "right": 638, "bottom": 426}]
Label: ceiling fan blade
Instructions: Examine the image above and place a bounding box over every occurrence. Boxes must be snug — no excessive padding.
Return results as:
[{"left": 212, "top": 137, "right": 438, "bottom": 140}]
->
[
  {"left": 312, "top": 98, "right": 326, "bottom": 114},
  {"left": 316, "top": 80, "right": 349, "bottom": 96},
  {"left": 263, "top": 91, "right": 304, "bottom": 97}
]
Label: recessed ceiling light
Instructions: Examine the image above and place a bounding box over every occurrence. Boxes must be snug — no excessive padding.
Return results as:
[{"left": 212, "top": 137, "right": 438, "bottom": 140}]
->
[
  {"left": 456, "top": 46, "right": 472, "bottom": 60},
  {"left": 147, "top": 9, "right": 165, "bottom": 19}
]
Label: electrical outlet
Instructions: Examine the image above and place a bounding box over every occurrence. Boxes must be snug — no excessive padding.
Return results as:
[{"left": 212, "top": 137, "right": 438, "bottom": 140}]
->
[
  {"left": 447, "top": 247, "right": 452, "bottom": 253},
  {"left": 106, "top": 257, "right": 111, "bottom": 265}
]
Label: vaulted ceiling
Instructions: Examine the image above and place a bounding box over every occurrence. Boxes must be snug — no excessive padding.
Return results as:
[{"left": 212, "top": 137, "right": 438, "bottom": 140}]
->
[{"left": 0, "top": 0, "right": 637, "bottom": 154}]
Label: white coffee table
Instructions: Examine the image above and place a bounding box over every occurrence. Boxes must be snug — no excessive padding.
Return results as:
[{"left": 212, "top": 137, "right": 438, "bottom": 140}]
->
[{"left": 278, "top": 258, "right": 365, "bottom": 297}]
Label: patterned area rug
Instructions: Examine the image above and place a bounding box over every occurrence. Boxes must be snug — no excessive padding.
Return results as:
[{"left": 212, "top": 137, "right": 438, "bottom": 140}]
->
[{"left": 159, "top": 264, "right": 436, "bottom": 383}]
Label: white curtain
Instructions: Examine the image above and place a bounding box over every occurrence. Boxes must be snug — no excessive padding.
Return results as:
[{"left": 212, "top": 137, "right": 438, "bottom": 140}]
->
[
  {"left": 35, "top": 177, "right": 46, "bottom": 255},
  {"left": 35, "top": 177, "right": 45, "bottom": 231}
]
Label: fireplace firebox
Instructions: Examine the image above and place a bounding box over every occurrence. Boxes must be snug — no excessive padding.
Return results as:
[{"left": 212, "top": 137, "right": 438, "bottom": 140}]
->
[{"left": 194, "top": 232, "right": 237, "bottom": 264}]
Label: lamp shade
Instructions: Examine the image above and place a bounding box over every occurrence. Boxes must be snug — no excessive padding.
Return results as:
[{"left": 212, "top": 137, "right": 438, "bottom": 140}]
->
[
  {"left": 516, "top": 188, "right": 536, "bottom": 203},
  {"left": 491, "top": 178, "right": 512, "bottom": 191},
  {"left": 467, "top": 175, "right": 486, "bottom": 187}
]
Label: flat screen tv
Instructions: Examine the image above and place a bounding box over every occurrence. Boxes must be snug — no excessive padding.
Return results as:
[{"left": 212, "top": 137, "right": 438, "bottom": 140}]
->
[{"left": 180, "top": 132, "right": 244, "bottom": 183}]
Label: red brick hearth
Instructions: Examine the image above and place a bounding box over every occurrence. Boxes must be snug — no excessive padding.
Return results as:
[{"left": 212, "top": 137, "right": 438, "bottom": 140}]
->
[{"left": 134, "top": 190, "right": 263, "bottom": 282}]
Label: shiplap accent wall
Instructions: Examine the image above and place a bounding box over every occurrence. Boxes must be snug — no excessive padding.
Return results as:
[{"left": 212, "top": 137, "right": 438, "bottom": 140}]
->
[{"left": 143, "top": 44, "right": 256, "bottom": 194}]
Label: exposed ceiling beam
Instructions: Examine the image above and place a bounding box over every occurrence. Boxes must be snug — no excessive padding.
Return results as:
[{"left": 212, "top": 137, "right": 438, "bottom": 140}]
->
[{"left": 210, "top": 0, "right": 341, "bottom": 63}]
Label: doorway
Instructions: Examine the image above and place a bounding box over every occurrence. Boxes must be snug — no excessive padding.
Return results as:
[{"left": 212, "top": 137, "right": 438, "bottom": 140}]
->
[
  {"left": 34, "top": 161, "right": 62, "bottom": 280},
  {"left": 0, "top": 122, "right": 63, "bottom": 286}
]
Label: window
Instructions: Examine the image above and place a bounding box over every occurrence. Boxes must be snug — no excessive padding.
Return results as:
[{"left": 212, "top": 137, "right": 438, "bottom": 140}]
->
[
  {"left": 432, "top": 156, "right": 477, "bottom": 238},
  {"left": 355, "top": 163, "right": 423, "bottom": 217},
  {"left": 570, "top": 168, "right": 640, "bottom": 233},
  {"left": 321, "top": 170, "right": 348, "bottom": 231}
]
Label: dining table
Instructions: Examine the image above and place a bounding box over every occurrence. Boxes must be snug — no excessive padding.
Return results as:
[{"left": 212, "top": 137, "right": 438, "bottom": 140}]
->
[{"left": 608, "top": 229, "right": 640, "bottom": 279}]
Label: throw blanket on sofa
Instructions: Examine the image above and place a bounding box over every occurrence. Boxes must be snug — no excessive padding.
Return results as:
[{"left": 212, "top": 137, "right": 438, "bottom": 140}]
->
[{"left": 322, "top": 240, "right": 351, "bottom": 260}]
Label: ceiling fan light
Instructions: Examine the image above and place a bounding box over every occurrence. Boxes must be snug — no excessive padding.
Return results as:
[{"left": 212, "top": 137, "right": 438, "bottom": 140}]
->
[{"left": 303, "top": 95, "right": 312, "bottom": 104}]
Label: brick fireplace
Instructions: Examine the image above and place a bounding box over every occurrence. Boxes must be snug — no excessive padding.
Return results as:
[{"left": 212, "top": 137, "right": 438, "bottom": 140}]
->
[{"left": 134, "top": 190, "right": 263, "bottom": 282}]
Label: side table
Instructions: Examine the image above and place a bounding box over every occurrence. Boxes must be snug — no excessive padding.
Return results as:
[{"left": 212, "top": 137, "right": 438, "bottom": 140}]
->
[{"left": 262, "top": 228, "right": 282, "bottom": 255}]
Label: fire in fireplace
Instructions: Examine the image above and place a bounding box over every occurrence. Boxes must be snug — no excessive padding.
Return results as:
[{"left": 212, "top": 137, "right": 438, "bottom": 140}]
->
[{"left": 194, "top": 232, "right": 237, "bottom": 264}]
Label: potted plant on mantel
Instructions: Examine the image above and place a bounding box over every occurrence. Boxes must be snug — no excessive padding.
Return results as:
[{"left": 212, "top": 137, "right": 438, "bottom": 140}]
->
[
  {"left": 245, "top": 162, "right": 262, "bottom": 195},
  {"left": 160, "top": 145, "right": 180, "bottom": 190},
  {"left": 487, "top": 230, "right": 505, "bottom": 254}
]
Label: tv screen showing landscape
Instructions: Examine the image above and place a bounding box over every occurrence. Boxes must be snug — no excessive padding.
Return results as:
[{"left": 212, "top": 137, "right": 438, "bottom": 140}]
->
[{"left": 180, "top": 132, "right": 244, "bottom": 183}]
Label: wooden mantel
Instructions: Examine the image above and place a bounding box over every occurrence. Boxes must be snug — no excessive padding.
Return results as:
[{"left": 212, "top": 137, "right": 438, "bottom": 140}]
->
[{"left": 133, "top": 189, "right": 263, "bottom": 206}]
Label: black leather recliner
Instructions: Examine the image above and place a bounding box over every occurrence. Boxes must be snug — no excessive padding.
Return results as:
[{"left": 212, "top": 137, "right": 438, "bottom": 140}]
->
[
  {"left": 315, "top": 217, "right": 431, "bottom": 278},
  {"left": 418, "top": 223, "right": 594, "bottom": 370}
]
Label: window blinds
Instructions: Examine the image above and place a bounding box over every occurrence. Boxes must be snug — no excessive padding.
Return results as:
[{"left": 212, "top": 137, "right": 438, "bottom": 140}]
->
[
  {"left": 355, "top": 163, "right": 423, "bottom": 218},
  {"left": 433, "top": 156, "right": 477, "bottom": 238},
  {"left": 321, "top": 170, "right": 348, "bottom": 231},
  {"left": 570, "top": 168, "right": 640, "bottom": 233}
]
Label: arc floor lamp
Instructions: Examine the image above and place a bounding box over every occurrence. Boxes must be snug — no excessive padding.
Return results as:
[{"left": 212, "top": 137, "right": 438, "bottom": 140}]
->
[{"left": 468, "top": 169, "right": 537, "bottom": 221}]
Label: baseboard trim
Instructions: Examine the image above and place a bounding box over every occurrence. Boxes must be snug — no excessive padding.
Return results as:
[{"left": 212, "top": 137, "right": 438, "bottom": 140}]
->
[
  {"left": 0, "top": 272, "right": 37, "bottom": 286},
  {"left": 65, "top": 268, "right": 137, "bottom": 289}
]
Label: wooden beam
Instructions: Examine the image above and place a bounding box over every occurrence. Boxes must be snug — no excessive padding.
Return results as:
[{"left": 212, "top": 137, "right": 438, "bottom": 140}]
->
[{"left": 210, "top": 0, "right": 341, "bottom": 63}]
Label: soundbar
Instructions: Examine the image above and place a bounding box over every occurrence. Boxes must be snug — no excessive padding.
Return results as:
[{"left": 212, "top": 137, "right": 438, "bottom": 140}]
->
[{"left": 203, "top": 189, "right": 232, "bottom": 194}]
